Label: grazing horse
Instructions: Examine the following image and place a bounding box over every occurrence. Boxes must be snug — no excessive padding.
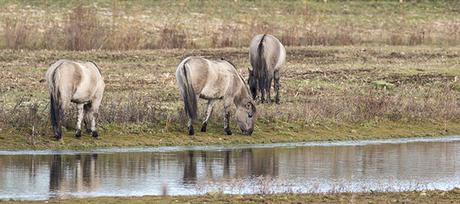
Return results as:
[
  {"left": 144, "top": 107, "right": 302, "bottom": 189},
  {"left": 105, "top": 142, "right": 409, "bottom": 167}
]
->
[
  {"left": 176, "top": 56, "right": 256, "bottom": 136},
  {"left": 46, "top": 59, "right": 105, "bottom": 140},
  {"left": 248, "top": 34, "right": 286, "bottom": 104}
]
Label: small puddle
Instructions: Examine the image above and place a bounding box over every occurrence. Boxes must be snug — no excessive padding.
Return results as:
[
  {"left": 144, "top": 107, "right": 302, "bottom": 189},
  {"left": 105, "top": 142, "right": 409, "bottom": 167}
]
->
[{"left": 1, "top": 136, "right": 460, "bottom": 200}]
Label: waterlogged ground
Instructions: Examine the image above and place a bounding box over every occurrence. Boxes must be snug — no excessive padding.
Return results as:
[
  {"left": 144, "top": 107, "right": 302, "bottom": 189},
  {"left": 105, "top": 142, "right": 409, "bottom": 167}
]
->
[
  {"left": 2, "top": 136, "right": 460, "bottom": 201},
  {"left": 0, "top": 46, "right": 460, "bottom": 150},
  {"left": 2, "top": 120, "right": 460, "bottom": 150}
]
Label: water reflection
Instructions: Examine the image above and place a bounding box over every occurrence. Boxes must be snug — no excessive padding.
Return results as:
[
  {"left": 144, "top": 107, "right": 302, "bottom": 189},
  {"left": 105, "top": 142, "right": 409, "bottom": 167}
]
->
[
  {"left": 1, "top": 138, "right": 460, "bottom": 200},
  {"left": 49, "top": 154, "right": 100, "bottom": 197}
]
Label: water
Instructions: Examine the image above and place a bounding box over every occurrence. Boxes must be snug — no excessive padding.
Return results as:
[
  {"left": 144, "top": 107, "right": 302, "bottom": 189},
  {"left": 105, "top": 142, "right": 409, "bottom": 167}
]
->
[{"left": 1, "top": 136, "right": 460, "bottom": 200}]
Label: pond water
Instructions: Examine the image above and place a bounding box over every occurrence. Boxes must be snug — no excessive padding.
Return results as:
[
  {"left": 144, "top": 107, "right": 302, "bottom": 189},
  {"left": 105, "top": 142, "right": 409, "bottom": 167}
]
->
[{"left": 1, "top": 136, "right": 460, "bottom": 200}]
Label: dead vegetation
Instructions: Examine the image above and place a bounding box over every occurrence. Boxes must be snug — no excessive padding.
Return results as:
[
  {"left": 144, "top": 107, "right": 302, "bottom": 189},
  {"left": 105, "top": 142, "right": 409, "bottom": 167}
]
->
[
  {"left": 0, "top": 46, "right": 459, "bottom": 144},
  {"left": 0, "top": 1, "right": 460, "bottom": 50}
]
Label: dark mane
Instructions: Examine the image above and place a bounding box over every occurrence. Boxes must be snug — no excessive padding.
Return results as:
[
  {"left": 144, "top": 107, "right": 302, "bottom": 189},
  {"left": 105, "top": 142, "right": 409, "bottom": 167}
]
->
[
  {"left": 220, "top": 58, "right": 237, "bottom": 69},
  {"left": 221, "top": 58, "right": 252, "bottom": 97}
]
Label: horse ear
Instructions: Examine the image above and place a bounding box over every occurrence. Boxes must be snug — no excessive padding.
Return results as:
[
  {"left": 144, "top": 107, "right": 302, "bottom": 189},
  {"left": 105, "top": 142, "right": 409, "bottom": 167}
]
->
[{"left": 248, "top": 67, "right": 252, "bottom": 73}]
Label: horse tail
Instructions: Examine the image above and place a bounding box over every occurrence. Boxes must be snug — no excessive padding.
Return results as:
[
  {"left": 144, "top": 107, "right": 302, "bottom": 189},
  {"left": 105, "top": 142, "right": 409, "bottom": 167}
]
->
[
  {"left": 49, "top": 63, "right": 63, "bottom": 138},
  {"left": 256, "top": 34, "right": 268, "bottom": 91},
  {"left": 179, "top": 59, "right": 198, "bottom": 120}
]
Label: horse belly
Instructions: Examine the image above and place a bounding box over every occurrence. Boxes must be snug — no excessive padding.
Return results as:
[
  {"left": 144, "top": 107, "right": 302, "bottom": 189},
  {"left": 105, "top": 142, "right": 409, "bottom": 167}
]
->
[
  {"left": 199, "top": 85, "right": 224, "bottom": 100},
  {"left": 199, "top": 74, "right": 228, "bottom": 100}
]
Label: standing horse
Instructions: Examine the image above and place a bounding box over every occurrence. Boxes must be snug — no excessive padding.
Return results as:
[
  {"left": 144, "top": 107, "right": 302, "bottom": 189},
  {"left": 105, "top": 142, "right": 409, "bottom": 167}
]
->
[
  {"left": 46, "top": 59, "right": 105, "bottom": 140},
  {"left": 248, "top": 34, "right": 286, "bottom": 104},
  {"left": 176, "top": 56, "right": 256, "bottom": 136}
]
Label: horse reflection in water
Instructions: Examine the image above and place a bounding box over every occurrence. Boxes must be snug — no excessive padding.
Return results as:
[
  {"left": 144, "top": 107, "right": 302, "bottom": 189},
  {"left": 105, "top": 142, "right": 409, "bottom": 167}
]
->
[
  {"left": 182, "top": 151, "right": 197, "bottom": 184},
  {"left": 180, "top": 149, "right": 279, "bottom": 185},
  {"left": 235, "top": 149, "right": 279, "bottom": 178},
  {"left": 2, "top": 140, "right": 460, "bottom": 199},
  {"left": 49, "top": 154, "right": 100, "bottom": 197}
]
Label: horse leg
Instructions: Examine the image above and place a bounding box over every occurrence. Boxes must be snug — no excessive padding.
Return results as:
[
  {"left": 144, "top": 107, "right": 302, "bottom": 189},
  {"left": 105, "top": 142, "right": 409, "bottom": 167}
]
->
[
  {"left": 201, "top": 100, "right": 216, "bottom": 132},
  {"left": 260, "top": 87, "right": 266, "bottom": 103},
  {"left": 87, "top": 110, "right": 99, "bottom": 138},
  {"left": 274, "top": 70, "right": 281, "bottom": 104},
  {"left": 267, "top": 78, "right": 273, "bottom": 103},
  {"left": 83, "top": 103, "right": 92, "bottom": 133},
  {"left": 75, "top": 103, "right": 84, "bottom": 138},
  {"left": 89, "top": 95, "right": 103, "bottom": 139},
  {"left": 223, "top": 103, "right": 232, "bottom": 135},
  {"left": 258, "top": 80, "right": 265, "bottom": 103},
  {"left": 188, "top": 118, "right": 194, "bottom": 135}
]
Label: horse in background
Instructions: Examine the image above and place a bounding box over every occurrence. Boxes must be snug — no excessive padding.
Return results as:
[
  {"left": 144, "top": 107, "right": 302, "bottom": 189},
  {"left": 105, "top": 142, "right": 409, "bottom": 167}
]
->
[
  {"left": 46, "top": 59, "right": 105, "bottom": 140},
  {"left": 248, "top": 34, "right": 286, "bottom": 104},
  {"left": 176, "top": 56, "right": 256, "bottom": 136}
]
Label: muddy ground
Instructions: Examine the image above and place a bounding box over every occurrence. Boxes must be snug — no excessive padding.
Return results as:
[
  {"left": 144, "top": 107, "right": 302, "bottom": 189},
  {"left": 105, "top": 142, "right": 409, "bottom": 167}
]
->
[{"left": 5, "top": 189, "right": 460, "bottom": 204}]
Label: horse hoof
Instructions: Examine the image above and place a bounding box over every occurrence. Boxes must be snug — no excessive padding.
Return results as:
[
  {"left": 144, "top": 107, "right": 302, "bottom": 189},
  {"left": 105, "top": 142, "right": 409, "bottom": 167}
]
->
[
  {"left": 188, "top": 126, "right": 195, "bottom": 135},
  {"left": 54, "top": 136, "right": 62, "bottom": 141},
  {"left": 75, "top": 129, "right": 82, "bottom": 138},
  {"left": 91, "top": 131, "right": 99, "bottom": 138},
  {"left": 224, "top": 129, "right": 232, "bottom": 135},
  {"left": 200, "top": 124, "right": 207, "bottom": 132}
]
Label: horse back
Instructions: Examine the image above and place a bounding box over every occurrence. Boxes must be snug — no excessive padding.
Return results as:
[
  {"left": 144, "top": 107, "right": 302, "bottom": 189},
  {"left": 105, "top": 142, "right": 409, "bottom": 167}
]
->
[
  {"left": 48, "top": 60, "right": 104, "bottom": 104},
  {"left": 250, "top": 34, "right": 285, "bottom": 72},
  {"left": 185, "top": 57, "right": 236, "bottom": 99}
]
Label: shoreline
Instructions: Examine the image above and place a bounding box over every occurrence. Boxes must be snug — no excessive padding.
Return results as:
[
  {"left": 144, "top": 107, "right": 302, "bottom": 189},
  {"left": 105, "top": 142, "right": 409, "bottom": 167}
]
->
[
  {"left": 4, "top": 189, "right": 460, "bottom": 203},
  {"left": 2, "top": 134, "right": 460, "bottom": 155},
  {"left": 1, "top": 120, "right": 459, "bottom": 150}
]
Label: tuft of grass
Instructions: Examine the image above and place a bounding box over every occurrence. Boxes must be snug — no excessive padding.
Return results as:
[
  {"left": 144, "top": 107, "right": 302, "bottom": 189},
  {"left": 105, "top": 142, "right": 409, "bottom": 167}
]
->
[
  {"left": 156, "top": 26, "right": 189, "bottom": 49},
  {"left": 0, "top": 1, "right": 460, "bottom": 50},
  {"left": 64, "top": 5, "right": 108, "bottom": 50},
  {"left": 1, "top": 17, "right": 30, "bottom": 49}
]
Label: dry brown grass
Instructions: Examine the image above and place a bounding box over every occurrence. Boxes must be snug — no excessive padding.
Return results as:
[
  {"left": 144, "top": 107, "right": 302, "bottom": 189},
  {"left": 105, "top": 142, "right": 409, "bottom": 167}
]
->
[
  {"left": 0, "top": 1, "right": 459, "bottom": 50},
  {"left": 0, "top": 46, "right": 459, "bottom": 142},
  {"left": 2, "top": 17, "right": 30, "bottom": 49},
  {"left": 64, "top": 5, "right": 108, "bottom": 50},
  {"left": 156, "top": 26, "right": 189, "bottom": 49}
]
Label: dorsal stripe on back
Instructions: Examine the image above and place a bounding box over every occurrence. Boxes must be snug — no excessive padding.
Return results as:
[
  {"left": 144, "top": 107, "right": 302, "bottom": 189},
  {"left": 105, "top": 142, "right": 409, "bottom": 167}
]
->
[
  {"left": 221, "top": 58, "right": 252, "bottom": 96},
  {"left": 89, "top": 61, "right": 102, "bottom": 75}
]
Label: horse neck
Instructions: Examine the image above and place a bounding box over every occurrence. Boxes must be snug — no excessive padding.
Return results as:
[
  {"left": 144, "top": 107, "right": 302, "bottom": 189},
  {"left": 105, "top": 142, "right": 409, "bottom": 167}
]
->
[{"left": 233, "top": 77, "right": 252, "bottom": 107}]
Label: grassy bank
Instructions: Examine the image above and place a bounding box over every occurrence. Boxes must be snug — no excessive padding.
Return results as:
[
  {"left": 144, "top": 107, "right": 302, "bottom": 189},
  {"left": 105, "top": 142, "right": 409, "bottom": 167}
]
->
[
  {"left": 5, "top": 189, "right": 460, "bottom": 203},
  {"left": 0, "top": 0, "right": 460, "bottom": 50},
  {"left": 0, "top": 46, "right": 459, "bottom": 150},
  {"left": 2, "top": 120, "right": 460, "bottom": 150}
]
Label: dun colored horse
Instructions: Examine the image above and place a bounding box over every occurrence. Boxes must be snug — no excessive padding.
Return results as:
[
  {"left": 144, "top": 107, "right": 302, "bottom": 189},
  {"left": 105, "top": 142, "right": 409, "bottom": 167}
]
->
[
  {"left": 248, "top": 34, "right": 286, "bottom": 104},
  {"left": 46, "top": 59, "right": 105, "bottom": 140},
  {"left": 176, "top": 56, "right": 256, "bottom": 136}
]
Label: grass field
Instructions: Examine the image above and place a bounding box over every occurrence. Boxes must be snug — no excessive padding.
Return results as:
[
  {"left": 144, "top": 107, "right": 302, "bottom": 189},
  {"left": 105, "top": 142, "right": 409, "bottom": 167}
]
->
[
  {"left": 0, "top": 1, "right": 460, "bottom": 50},
  {"left": 5, "top": 189, "right": 460, "bottom": 203},
  {"left": 1, "top": 1, "right": 460, "bottom": 203},
  {"left": 0, "top": 45, "right": 459, "bottom": 149},
  {"left": 0, "top": 0, "right": 459, "bottom": 150}
]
